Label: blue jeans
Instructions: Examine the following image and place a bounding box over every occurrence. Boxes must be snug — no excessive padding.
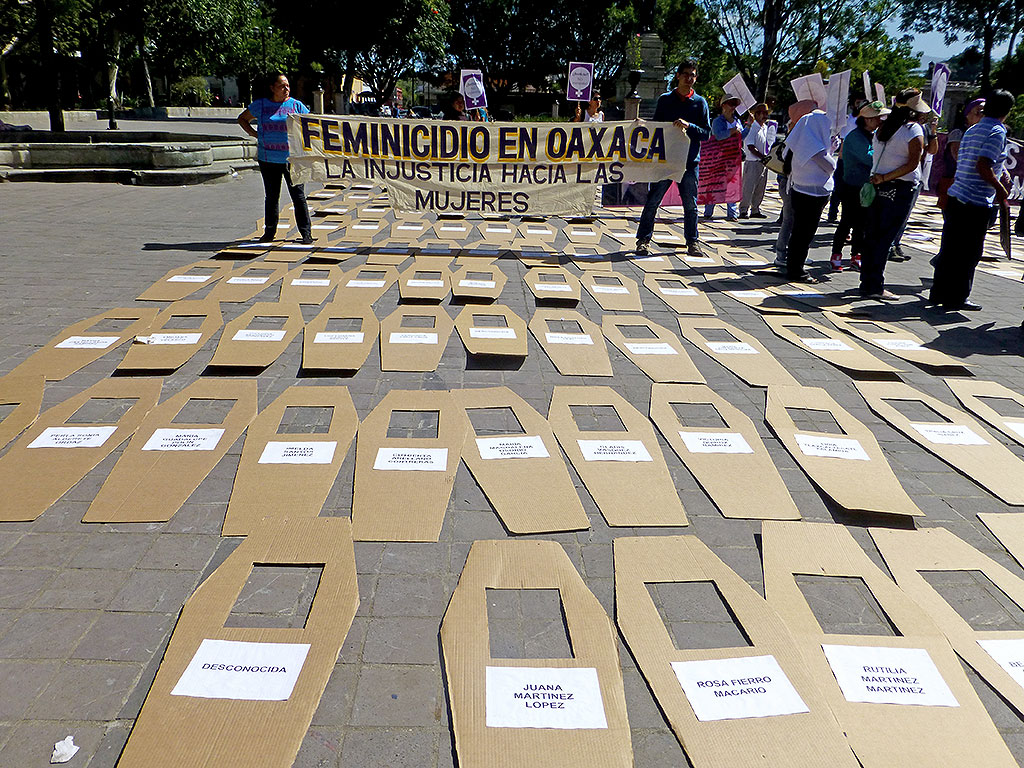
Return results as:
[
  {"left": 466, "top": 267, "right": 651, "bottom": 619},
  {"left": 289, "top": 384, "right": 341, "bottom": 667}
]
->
[
  {"left": 703, "top": 202, "right": 738, "bottom": 218},
  {"left": 636, "top": 165, "right": 699, "bottom": 245},
  {"left": 860, "top": 180, "right": 915, "bottom": 295}
]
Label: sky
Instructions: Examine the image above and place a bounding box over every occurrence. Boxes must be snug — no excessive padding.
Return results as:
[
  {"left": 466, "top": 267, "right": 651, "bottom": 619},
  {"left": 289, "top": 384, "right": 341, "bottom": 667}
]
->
[{"left": 888, "top": 20, "right": 1012, "bottom": 64}]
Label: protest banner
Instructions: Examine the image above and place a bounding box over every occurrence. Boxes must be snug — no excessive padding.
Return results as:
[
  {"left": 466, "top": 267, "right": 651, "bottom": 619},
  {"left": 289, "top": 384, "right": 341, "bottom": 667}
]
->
[
  {"left": 696, "top": 135, "right": 742, "bottom": 205},
  {"left": 460, "top": 69, "right": 488, "bottom": 110},
  {"left": 568, "top": 62, "right": 595, "bottom": 102},
  {"left": 930, "top": 63, "right": 950, "bottom": 114},
  {"left": 288, "top": 116, "right": 690, "bottom": 216}
]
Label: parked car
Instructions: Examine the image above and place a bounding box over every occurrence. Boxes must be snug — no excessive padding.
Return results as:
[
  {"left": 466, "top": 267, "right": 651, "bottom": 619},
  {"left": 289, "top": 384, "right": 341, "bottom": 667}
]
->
[{"left": 410, "top": 106, "right": 442, "bottom": 120}]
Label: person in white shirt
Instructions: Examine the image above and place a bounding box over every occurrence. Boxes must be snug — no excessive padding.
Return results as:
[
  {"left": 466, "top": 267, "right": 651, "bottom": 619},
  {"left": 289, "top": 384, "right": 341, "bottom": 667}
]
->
[
  {"left": 739, "top": 102, "right": 770, "bottom": 218},
  {"left": 574, "top": 96, "right": 604, "bottom": 123}
]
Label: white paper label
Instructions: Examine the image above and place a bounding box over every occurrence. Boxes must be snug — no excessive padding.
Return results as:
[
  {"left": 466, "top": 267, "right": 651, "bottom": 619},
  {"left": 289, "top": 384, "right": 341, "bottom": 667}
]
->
[
  {"left": 373, "top": 447, "right": 448, "bottom": 471},
  {"left": 486, "top": 225, "right": 512, "bottom": 233},
  {"left": 407, "top": 279, "right": 444, "bottom": 287},
  {"left": 346, "top": 279, "right": 387, "bottom": 288},
  {"left": 397, "top": 224, "right": 423, "bottom": 231},
  {"left": 168, "top": 274, "right": 211, "bottom": 283},
  {"left": 526, "top": 227, "right": 551, "bottom": 235},
  {"left": 776, "top": 288, "right": 819, "bottom": 296},
  {"left": 910, "top": 423, "right": 988, "bottom": 446},
  {"left": 389, "top": 332, "right": 438, "bottom": 345},
  {"left": 459, "top": 279, "right": 496, "bottom": 289},
  {"left": 171, "top": 639, "right": 310, "bottom": 701},
  {"left": 979, "top": 638, "right": 1024, "bottom": 689},
  {"left": 55, "top": 335, "right": 120, "bottom": 349},
  {"left": 671, "top": 655, "right": 809, "bottom": 722},
  {"left": 314, "top": 331, "right": 363, "bottom": 344},
  {"left": 821, "top": 644, "right": 959, "bottom": 707},
  {"left": 874, "top": 338, "right": 924, "bottom": 351},
  {"left": 570, "top": 228, "right": 595, "bottom": 236},
  {"left": 729, "top": 290, "right": 769, "bottom": 299},
  {"left": 440, "top": 225, "right": 467, "bottom": 232},
  {"left": 1004, "top": 422, "right": 1024, "bottom": 440},
  {"left": 353, "top": 223, "right": 378, "bottom": 230},
  {"left": 623, "top": 341, "right": 677, "bottom": 356},
  {"left": 226, "top": 276, "right": 269, "bottom": 285},
  {"left": 577, "top": 439, "right": 652, "bottom": 462},
  {"left": 476, "top": 435, "right": 549, "bottom": 460},
  {"left": 232, "top": 329, "right": 286, "bottom": 342},
  {"left": 660, "top": 287, "right": 698, "bottom": 296},
  {"left": 734, "top": 259, "right": 765, "bottom": 266},
  {"left": 142, "top": 428, "right": 224, "bottom": 451},
  {"left": 145, "top": 332, "right": 203, "bottom": 345},
  {"left": 802, "top": 338, "right": 852, "bottom": 351},
  {"left": 290, "top": 278, "right": 331, "bottom": 287},
  {"left": 986, "top": 269, "right": 1020, "bottom": 278},
  {"left": 258, "top": 441, "right": 337, "bottom": 464},
  {"left": 545, "top": 333, "right": 592, "bottom": 345},
  {"left": 535, "top": 283, "right": 573, "bottom": 292},
  {"left": 795, "top": 434, "right": 870, "bottom": 461},
  {"left": 28, "top": 426, "right": 118, "bottom": 449},
  {"left": 635, "top": 256, "right": 667, "bottom": 264},
  {"left": 470, "top": 327, "right": 517, "bottom": 339},
  {"left": 591, "top": 285, "right": 629, "bottom": 294},
  {"left": 280, "top": 243, "right": 313, "bottom": 250},
  {"left": 706, "top": 342, "right": 758, "bottom": 355},
  {"left": 679, "top": 431, "right": 753, "bottom": 454},
  {"left": 686, "top": 256, "right": 714, "bottom": 264},
  {"left": 485, "top": 666, "right": 607, "bottom": 729},
  {"left": 656, "top": 232, "right": 681, "bottom": 240}
]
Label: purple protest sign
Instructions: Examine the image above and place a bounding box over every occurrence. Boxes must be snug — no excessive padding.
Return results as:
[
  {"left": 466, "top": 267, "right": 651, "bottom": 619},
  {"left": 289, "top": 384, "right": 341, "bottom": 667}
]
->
[
  {"left": 567, "top": 62, "right": 595, "bottom": 102},
  {"left": 930, "top": 63, "right": 950, "bottom": 114},
  {"left": 460, "top": 69, "right": 488, "bottom": 110}
]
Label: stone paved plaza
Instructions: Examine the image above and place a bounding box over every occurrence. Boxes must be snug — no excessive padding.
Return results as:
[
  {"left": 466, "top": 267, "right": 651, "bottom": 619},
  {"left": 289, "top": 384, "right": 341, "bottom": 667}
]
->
[{"left": 1, "top": 166, "right": 1024, "bottom": 767}]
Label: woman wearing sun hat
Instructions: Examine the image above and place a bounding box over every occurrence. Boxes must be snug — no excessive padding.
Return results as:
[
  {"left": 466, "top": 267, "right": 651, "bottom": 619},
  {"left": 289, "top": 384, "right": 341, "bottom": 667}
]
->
[{"left": 703, "top": 93, "right": 743, "bottom": 221}]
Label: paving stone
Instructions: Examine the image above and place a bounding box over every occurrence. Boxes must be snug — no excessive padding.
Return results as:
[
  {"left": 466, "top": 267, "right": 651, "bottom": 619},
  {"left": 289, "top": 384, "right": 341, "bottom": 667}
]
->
[
  {"left": 0, "top": 610, "right": 99, "bottom": 659},
  {"left": 33, "top": 568, "right": 130, "bottom": 610},
  {"left": 0, "top": 661, "right": 60, "bottom": 720},
  {"left": 311, "top": 663, "right": 359, "bottom": 727},
  {"left": 1, "top": 533, "right": 91, "bottom": 570},
  {"left": 292, "top": 726, "right": 342, "bottom": 768},
  {"left": 71, "top": 612, "right": 175, "bottom": 662},
  {"left": 66, "top": 533, "right": 154, "bottom": 570},
  {"left": 0, "top": 569, "right": 56, "bottom": 609},
  {"left": 371, "top": 575, "right": 448, "bottom": 618},
  {"left": 0, "top": 719, "right": 104, "bottom": 768},
  {"left": 362, "top": 618, "right": 442, "bottom": 665},
  {"left": 350, "top": 665, "right": 442, "bottom": 726},
  {"left": 136, "top": 533, "right": 220, "bottom": 570},
  {"left": 107, "top": 569, "right": 201, "bottom": 613},
  {"left": 340, "top": 727, "right": 438, "bottom": 768},
  {"left": 83, "top": 721, "right": 132, "bottom": 768},
  {"left": 27, "top": 660, "right": 142, "bottom": 720}
]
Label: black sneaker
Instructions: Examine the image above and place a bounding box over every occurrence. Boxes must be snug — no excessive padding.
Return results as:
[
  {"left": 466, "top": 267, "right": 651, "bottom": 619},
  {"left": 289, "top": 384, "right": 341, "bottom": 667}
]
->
[
  {"left": 257, "top": 232, "right": 275, "bottom": 243},
  {"left": 635, "top": 240, "right": 651, "bottom": 256},
  {"left": 299, "top": 234, "right": 315, "bottom": 245}
]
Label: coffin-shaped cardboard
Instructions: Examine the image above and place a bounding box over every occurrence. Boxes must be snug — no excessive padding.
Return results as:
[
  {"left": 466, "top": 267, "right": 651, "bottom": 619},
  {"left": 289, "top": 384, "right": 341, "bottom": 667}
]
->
[
  {"left": 262, "top": 244, "right": 311, "bottom": 264},
  {"left": 0, "top": 378, "right": 162, "bottom": 522},
  {"left": 311, "top": 242, "right": 362, "bottom": 263},
  {"left": 222, "top": 386, "right": 358, "bottom": 536},
  {"left": 564, "top": 222, "right": 602, "bottom": 245},
  {"left": 602, "top": 316, "right": 704, "bottom": 383},
  {"left": 274, "top": 263, "right": 341, "bottom": 304},
  {"left": 530, "top": 309, "right": 612, "bottom": 376},
  {"left": 515, "top": 244, "right": 562, "bottom": 268},
  {"left": 855, "top": 380, "right": 1024, "bottom": 505},
  {"left": 364, "top": 245, "right": 414, "bottom": 266},
  {"left": 517, "top": 221, "right": 559, "bottom": 243},
  {"left": 713, "top": 273, "right": 801, "bottom": 316},
  {"left": 525, "top": 267, "right": 582, "bottom": 303},
  {"left": 432, "top": 219, "right": 475, "bottom": 242},
  {"left": 358, "top": 203, "right": 390, "bottom": 219},
  {"left": 0, "top": 374, "right": 44, "bottom": 451},
  {"left": 398, "top": 261, "right": 453, "bottom": 302},
  {"left": 379, "top": 305, "right": 455, "bottom": 372},
  {"left": 614, "top": 535, "right": 856, "bottom": 766},
  {"left": 8, "top": 306, "right": 159, "bottom": 381},
  {"left": 136, "top": 260, "right": 234, "bottom": 301},
  {"left": 652, "top": 223, "right": 686, "bottom": 248},
  {"left": 764, "top": 384, "right": 921, "bottom": 517},
  {"left": 581, "top": 272, "right": 642, "bottom": 312},
  {"left": 677, "top": 318, "right": 798, "bottom": 387},
  {"left": 946, "top": 378, "right": 1024, "bottom": 448},
  {"left": 116, "top": 518, "right": 358, "bottom": 768},
  {"left": 459, "top": 242, "right": 505, "bottom": 261},
  {"left": 763, "top": 521, "right": 1017, "bottom": 768},
  {"left": 208, "top": 263, "right": 289, "bottom": 304},
  {"left": 477, "top": 220, "right": 517, "bottom": 244},
  {"left": 644, "top": 273, "right": 716, "bottom": 315},
  {"left": 451, "top": 264, "right": 507, "bottom": 301},
  {"left": 454, "top": 305, "right": 528, "bottom": 357},
  {"left": 762, "top": 315, "right": 900, "bottom": 375},
  {"left": 301, "top": 301, "right": 379, "bottom": 372},
  {"left": 351, "top": 389, "right": 467, "bottom": 541},
  {"left": 717, "top": 245, "right": 769, "bottom": 268},
  {"left": 565, "top": 244, "right": 612, "bottom": 271},
  {"left": 441, "top": 539, "right": 633, "bottom": 768},
  {"left": 346, "top": 218, "right": 388, "bottom": 241},
  {"left": 452, "top": 387, "right": 588, "bottom": 533},
  {"left": 873, "top": 526, "right": 1024, "bottom": 717},
  {"left": 207, "top": 302, "right": 304, "bottom": 369},
  {"left": 604, "top": 222, "right": 636, "bottom": 246},
  {"left": 824, "top": 311, "right": 971, "bottom": 372},
  {"left": 979, "top": 513, "right": 1024, "bottom": 569},
  {"left": 679, "top": 249, "right": 723, "bottom": 269},
  {"left": 335, "top": 265, "right": 399, "bottom": 304},
  {"left": 116, "top": 299, "right": 223, "bottom": 373},
  {"left": 650, "top": 384, "right": 799, "bottom": 520},
  {"left": 84, "top": 379, "right": 258, "bottom": 523},
  {"left": 392, "top": 217, "right": 431, "bottom": 239},
  {"left": 631, "top": 252, "right": 678, "bottom": 273},
  {"left": 549, "top": 386, "right": 687, "bottom": 527}
]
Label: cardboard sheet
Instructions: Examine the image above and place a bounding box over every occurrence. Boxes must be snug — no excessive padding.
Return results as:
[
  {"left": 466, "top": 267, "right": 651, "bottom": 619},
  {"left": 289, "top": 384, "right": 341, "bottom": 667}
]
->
[
  {"left": 614, "top": 536, "right": 855, "bottom": 766},
  {"left": 872, "top": 526, "right": 1024, "bottom": 717},
  {"left": 515, "top": 244, "right": 562, "bottom": 268},
  {"left": 650, "top": 384, "right": 799, "bottom": 520},
  {"left": 455, "top": 306, "right": 528, "bottom": 357},
  {"left": 358, "top": 203, "right": 390, "bottom": 219},
  {"left": 379, "top": 305, "right": 455, "bottom": 372},
  {"left": 581, "top": 273, "right": 642, "bottom": 312},
  {"left": 116, "top": 299, "right": 223, "bottom": 373},
  {"left": 392, "top": 217, "right": 431, "bottom": 239},
  {"left": 601, "top": 316, "right": 704, "bottom": 383},
  {"left": 364, "top": 245, "right": 414, "bottom": 266},
  {"left": 208, "top": 263, "right": 289, "bottom": 303},
  {"left": 477, "top": 220, "right": 517, "bottom": 244},
  {"left": 630, "top": 252, "right": 677, "bottom": 273},
  {"left": 0, "top": 378, "right": 162, "bottom": 522},
  {"left": 764, "top": 384, "right": 921, "bottom": 517},
  {"left": 565, "top": 244, "right": 612, "bottom": 272},
  {"left": 301, "top": 300, "right": 379, "bottom": 372},
  {"left": 762, "top": 315, "right": 900, "bottom": 375},
  {"left": 679, "top": 250, "right": 723, "bottom": 269},
  {"left": 564, "top": 222, "right": 602, "bottom": 245},
  {"left": 517, "top": 221, "right": 559, "bottom": 243},
  {"left": 432, "top": 219, "right": 474, "bottom": 242},
  {"left": 117, "top": 518, "right": 358, "bottom": 768},
  {"left": 441, "top": 539, "right": 633, "bottom": 768},
  {"left": 529, "top": 309, "right": 612, "bottom": 376},
  {"left": 351, "top": 390, "right": 467, "bottom": 541},
  {"left": 548, "top": 386, "right": 687, "bottom": 527},
  {"left": 710, "top": 273, "right": 801, "bottom": 316},
  {"left": 459, "top": 242, "right": 505, "bottom": 261},
  {"left": 398, "top": 261, "right": 453, "bottom": 302},
  {"left": 8, "top": 306, "right": 159, "bottom": 381},
  {"left": 979, "top": 514, "right": 1024, "bottom": 569},
  {"left": 207, "top": 302, "right": 303, "bottom": 369},
  {"left": 644, "top": 273, "right": 716, "bottom": 315},
  {"left": 335, "top": 265, "right": 399, "bottom": 304},
  {"left": 677, "top": 318, "right": 798, "bottom": 387},
  {"left": 84, "top": 379, "right": 257, "bottom": 523},
  {"left": 136, "top": 260, "right": 234, "bottom": 301},
  {"left": 717, "top": 246, "right": 769, "bottom": 269},
  {"left": 262, "top": 245, "right": 310, "bottom": 264},
  {"left": 525, "top": 267, "right": 582, "bottom": 303},
  {"left": 279, "top": 264, "right": 344, "bottom": 305},
  {"left": 222, "top": 386, "right": 358, "bottom": 536},
  {"left": 652, "top": 223, "right": 686, "bottom": 248},
  {"left": 855, "top": 380, "right": 1024, "bottom": 505},
  {"left": 310, "top": 242, "right": 362, "bottom": 263},
  {"left": 946, "top": 378, "right": 1024, "bottom": 448},
  {"left": 762, "top": 521, "right": 1016, "bottom": 768},
  {"left": 0, "top": 374, "right": 44, "bottom": 451},
  {"left": 451, "top": 387, "right": 588, "bottom": 533},
  {"left": 824, "top": 311, "right": 970, "bottom": 372},
  {"left": 346, "top": 218, "right": 388, "bottom": 241},
  {"left": 451, "top": 264, "right": 507, "bottom": 301},
  {"left": 604, "top": 222, "right": 636, "bottom": 246}
]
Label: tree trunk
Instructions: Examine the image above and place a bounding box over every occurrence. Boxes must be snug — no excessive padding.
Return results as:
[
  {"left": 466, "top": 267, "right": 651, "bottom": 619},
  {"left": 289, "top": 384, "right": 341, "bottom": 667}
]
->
[
  {"left": 0, "top": 37, "right": 17, "bottom": 109},
  {"left": 139, "top": 46, "right": 155, "bottom": 108},
  {"left": 755, "top": 0, "right": 783, "bottom": 100},
  {"left": 108, "top": 29, "right": 121, "bottom": 105},
  {"left": 982, "top": 21, "right": 994, "bottom": 93},
  {"left": 37, "top": 0, "right": 64, "bottom": 131},
  {"left": 340, "top": 49, "right": 356, "bottom": 115}
]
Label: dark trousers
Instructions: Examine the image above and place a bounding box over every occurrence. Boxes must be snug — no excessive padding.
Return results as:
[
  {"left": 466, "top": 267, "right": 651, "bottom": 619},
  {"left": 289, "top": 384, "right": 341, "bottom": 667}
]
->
[
  {"left": 827, "top": 157, "right": 845, "bottom": 219},
  {"left": 831, "top": 182, "right": 865, "bottom": 255},
  {"left": 859, "top": 180, "right": 915, "bottom": 295},
  {"left": 636, "top": 165, "right": 700, "bottom": 244},
  {"left": 786, "top": 190, "right": 829, "bottom": 277},
  {"left": 258, "top": 160, "right": 311, "bottom": 238},
  {"left": 928, "top": 196, "right": 993, "bottom": 306}
]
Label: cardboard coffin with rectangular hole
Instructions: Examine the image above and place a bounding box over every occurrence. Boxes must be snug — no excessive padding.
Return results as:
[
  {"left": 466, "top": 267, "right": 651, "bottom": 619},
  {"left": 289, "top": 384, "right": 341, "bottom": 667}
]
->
[
  {"left": 208, "top": 263, "right": 289, "bottom": 304},
  {"left": 454, "top": 306, "right": 528, "bottom": 357},
  {"left": 824, "top": 311, "right": 970, "bottom": 372},
  {"left": 581, "top": 273, "right": 642, "bottom": 312},
  {"left": 398, "top": 261, "right": 452, "bottom": 302},
  {"left": 451, "top": 264, "right": 507, "bottom": 301},
  {"left": 301, "top": 301, "right": 379, "bottom": 372},
  {"left": 279, "top": 264, "right": 344, "bottom": 305},
  {"left": 379, "top": 306, "right": 455, "bottom": 372},
  {"left": 136, "top": 260, "right": 234, "bottom": 301},
  {"left": 530, "top": 310, "right": 612, "bottom": 376},
  {"left": 945, "top": 378, "right": 1024, "bottom": 449},
  {"left": 643, "top": 273, "right": 716, "bottom": 315},
  {"left": 0, "top": 374, "right": 44, "bottom": 451},
  {"left": 677, "top": 318, "right": 797, "bottom": 387},
  {"left": 762, "top": 315, "right": 900, "bottom": 375},
  {"left": 116, "top": 299, "right": 223, "bottom": 373},
  {"left": 208, "top": 302, "right": 304, "bottom": 369},
  {"left": 334, "top": 265, "right": 399, "bottom": 304},
  {"left": 602, "top": 316, "right": 704, "bottom": 383},
  {"left": 525, "top": 267, "right": 582, "bottom": 303}
]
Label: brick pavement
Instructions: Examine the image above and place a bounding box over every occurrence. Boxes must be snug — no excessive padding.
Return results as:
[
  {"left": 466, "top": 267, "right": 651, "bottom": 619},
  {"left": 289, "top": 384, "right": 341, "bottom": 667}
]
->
[{"left": 1, "top": 170, "right": 1024, "bottom": 767}]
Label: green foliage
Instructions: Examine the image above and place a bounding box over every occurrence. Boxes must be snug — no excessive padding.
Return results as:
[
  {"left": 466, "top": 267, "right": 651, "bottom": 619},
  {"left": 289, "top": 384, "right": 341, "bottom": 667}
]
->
[
  {"left": 834, "top": 33, "right": 924, "bottom": 97},
  {"left": 1006, "top": 94, "right": 1024, "bottom": 138},
  {"left": 170, "top": 74, "right": 211, "bottom": 105},
  {"left": 626, "top": 34, "right": 642, "bottom": 70}
]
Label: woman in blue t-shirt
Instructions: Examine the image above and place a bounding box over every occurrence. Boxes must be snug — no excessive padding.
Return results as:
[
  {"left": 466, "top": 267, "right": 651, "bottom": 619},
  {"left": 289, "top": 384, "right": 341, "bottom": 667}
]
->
[{"left": 237, "top": 73, "right": 313, "bottom": 243}]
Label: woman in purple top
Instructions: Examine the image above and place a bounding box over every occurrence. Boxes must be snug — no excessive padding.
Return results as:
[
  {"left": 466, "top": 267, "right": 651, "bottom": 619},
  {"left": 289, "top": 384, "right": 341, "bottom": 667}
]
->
[{"left": 237, "top": 74, "right": 313, "bottom": 243}]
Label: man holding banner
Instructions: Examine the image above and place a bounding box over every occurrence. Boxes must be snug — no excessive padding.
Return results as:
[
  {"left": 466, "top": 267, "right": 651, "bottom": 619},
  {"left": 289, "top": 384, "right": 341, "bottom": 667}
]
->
[{"left": 635, "top": 60, "right": 712, "bottom": 257}]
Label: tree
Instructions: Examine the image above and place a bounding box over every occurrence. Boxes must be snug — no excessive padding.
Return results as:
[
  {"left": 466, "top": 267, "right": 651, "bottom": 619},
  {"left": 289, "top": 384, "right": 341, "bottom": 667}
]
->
[
  {"left": 654, "top": 0, "right": 729, "bottom": 100},
  {"left": 832, "top": 31, "right": 923, "bottom": 98}
]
